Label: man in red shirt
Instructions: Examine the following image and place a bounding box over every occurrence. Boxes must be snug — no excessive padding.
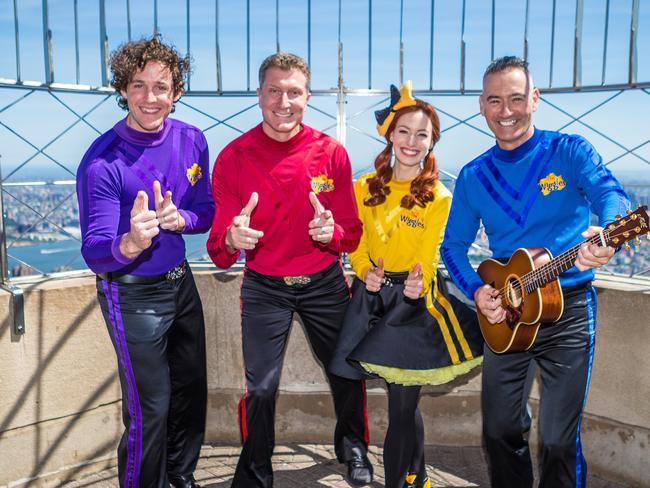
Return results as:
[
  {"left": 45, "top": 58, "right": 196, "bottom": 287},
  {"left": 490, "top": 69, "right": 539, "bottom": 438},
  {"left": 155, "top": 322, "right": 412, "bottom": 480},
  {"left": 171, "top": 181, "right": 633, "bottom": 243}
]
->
[{"left": 207, "top": 52, "right": 372, "bottom": 487}]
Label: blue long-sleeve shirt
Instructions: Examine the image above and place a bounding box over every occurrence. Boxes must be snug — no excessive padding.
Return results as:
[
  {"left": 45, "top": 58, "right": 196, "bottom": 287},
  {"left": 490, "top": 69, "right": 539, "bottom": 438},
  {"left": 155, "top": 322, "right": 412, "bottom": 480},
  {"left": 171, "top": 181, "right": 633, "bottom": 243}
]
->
[
  {"left": 76, "top": 118, "right": 215, "bottom": 275},
  {"left": 441, "top": 128, "right": 630, "bottom": 300}
]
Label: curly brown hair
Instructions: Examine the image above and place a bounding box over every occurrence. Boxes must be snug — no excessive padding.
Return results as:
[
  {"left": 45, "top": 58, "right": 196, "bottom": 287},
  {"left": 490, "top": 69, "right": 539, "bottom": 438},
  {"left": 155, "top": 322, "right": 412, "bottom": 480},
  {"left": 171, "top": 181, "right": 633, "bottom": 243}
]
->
[
  {"left": 365, "top": 101, "right": 441, "bottom": 209},
  {"left": 110, "top": 35, "right": 190, "bottom": 111}
]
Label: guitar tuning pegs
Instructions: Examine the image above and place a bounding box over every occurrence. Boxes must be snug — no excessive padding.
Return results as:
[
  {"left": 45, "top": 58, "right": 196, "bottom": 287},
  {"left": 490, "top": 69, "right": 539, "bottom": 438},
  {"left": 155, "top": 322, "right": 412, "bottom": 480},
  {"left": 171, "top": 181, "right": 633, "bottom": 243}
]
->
[
  {"left": 615, "top": 215, "right": 622, "bottom": 220},
  {"left": 624, "top": 242, "right": 631, "bottom": 251},
  {"left": 627, "top": 209, "right": 633, "bottom": 215}
]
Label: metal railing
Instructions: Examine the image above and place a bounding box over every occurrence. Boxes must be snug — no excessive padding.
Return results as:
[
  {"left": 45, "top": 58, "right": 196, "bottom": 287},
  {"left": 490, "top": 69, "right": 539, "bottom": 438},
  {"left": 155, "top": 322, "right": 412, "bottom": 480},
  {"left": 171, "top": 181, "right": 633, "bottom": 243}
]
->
[{"left": 1, "top": 0, "right": 649, "bottom": 335}]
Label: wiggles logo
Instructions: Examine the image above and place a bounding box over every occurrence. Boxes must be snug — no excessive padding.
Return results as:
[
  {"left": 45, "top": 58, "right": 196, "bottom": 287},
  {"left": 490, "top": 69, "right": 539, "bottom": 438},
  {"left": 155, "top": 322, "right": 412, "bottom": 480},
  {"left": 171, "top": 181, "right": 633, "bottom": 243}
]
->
[
  {"left": 186, "top": 163, "right": 202, "bottom": 187},
  {"left": 399, "top": 211, "right": 425, "bottom": 229},
  {"left": 311, "top": 174, "right": 335, "bottom": 193},
  {"left": 539, "top": 172, "right": 566, "bottom": 196}
]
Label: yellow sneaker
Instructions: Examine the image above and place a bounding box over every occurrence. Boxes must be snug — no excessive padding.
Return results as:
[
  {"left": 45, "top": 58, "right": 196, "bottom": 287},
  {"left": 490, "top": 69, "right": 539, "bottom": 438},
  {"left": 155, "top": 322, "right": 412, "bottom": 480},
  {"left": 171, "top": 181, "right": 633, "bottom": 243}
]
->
[{"left": 404, "top": 473, "right": 417, "bottom": 487}]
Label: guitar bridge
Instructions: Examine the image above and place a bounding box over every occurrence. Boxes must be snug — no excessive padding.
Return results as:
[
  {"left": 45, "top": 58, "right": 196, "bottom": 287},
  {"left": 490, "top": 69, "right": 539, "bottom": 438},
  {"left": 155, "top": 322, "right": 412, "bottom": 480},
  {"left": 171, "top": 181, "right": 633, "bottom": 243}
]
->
[{"left": 505, "top": 306, "right": 522, "bottom": 329}]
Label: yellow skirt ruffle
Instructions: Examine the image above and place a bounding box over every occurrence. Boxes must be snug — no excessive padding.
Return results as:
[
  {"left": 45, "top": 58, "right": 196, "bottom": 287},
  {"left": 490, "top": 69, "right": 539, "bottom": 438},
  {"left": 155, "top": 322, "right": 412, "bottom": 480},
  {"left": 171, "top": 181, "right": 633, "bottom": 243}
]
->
[{"left": 360, "top": 356, "right": 483, "bottom": 386}]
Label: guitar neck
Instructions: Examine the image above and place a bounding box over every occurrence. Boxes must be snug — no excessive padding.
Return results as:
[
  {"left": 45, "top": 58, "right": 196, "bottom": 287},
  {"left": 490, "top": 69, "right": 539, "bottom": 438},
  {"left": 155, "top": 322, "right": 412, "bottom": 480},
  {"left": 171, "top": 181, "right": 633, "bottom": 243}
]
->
[
  {"left": 519, "top": 206, "right": 649, "bottom": 294},
  {"left": 522, "top": 235, "right": 601, "bottom": 293}
]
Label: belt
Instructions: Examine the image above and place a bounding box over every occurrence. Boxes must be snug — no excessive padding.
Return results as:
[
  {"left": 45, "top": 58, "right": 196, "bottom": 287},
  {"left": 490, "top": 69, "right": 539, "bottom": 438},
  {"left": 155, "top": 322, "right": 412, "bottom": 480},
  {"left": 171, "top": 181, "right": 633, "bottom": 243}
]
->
[
  {"left": 247, "top": 260, "right": 339, "bottom": 287},
  {"left": 98, "top": 260, "right": 187, "bottom": 284},
  {"left": 383, "top": 271, "right": 409, "bottom": 287}
]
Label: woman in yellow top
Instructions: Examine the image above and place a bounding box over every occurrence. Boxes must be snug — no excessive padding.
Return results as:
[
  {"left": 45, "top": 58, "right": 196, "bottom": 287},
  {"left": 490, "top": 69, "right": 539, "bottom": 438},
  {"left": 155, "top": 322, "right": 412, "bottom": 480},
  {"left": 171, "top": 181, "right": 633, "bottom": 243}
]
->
[{"left": 330, "top": 82, "right": 483, "bottom": 488}]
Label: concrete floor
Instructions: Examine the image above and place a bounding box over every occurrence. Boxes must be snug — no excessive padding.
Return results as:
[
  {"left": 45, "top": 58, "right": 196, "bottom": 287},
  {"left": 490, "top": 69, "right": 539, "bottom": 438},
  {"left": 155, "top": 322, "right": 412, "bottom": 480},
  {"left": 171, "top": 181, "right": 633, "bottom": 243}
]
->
[{"left": 61, "top": 443, "right": 627, "bottom": 487}]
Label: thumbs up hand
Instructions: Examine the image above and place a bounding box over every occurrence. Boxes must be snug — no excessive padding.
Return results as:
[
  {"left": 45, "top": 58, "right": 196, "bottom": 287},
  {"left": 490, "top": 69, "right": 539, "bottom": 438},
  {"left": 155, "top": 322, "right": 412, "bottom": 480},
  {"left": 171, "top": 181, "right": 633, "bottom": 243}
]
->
[
  {"left": 364, "top": 257, "right": 385, "bottom": 293},
  {"left": 225, "top": 192, "right": 264, "bottom": 252},
  {"left": 308, "top": 192, "right": 335, "bottom": 244},
  {"left": 153, "top": 180, "right": 185, "bottom": 232},
  {"left": 403, "top": 262, "right": 423, "bottom": 299},
  {"left": 120, "top": 190, "right": 160, "bottom": 258}
]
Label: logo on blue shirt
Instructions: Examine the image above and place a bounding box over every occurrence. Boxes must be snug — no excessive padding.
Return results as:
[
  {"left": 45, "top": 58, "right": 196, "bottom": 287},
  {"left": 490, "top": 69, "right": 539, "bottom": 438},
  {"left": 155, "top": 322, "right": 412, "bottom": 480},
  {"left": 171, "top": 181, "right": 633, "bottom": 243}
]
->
[{"left": 539, "top": 172, "right": 566, "bottom": 196}]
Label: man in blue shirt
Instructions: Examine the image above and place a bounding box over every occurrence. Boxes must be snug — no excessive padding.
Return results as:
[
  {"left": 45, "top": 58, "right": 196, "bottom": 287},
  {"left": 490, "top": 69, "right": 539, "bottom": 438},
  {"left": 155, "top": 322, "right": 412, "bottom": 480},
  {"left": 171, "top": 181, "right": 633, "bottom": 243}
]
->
[
  {"left": 441, "top": 56, "right": 629, "bottom": 487},
  {"left": 77, "top": 36, "right": 214, "bottom": 488}
]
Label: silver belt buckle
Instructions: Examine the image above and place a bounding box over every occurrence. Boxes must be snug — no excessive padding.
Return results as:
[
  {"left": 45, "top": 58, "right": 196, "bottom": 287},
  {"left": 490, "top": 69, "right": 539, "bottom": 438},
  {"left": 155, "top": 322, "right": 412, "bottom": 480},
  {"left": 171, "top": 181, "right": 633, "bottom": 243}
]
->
[
  {"left": 165, "top": 262, "right": 187, "bottom": 281},
  {"left": 283, "top": 275, "right": 311, "bottom": 286},
  {"left": 383, "top": 276, "right": 394, "bottom": 287}
]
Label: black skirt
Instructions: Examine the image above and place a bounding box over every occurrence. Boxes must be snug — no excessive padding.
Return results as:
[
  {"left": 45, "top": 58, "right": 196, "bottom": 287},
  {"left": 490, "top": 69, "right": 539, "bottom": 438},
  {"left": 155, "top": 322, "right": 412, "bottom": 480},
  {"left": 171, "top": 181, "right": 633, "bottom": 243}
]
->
[{"left": 329, "top": 270, "right": 484, "bottom": 382}]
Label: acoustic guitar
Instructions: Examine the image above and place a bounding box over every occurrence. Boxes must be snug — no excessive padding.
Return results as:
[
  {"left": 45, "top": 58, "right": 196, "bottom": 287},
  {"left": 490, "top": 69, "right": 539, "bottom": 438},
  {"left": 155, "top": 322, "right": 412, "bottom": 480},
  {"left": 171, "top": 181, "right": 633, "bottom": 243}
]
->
[{"left": 477, "top": 206, "right": 650, "bottom": 353}]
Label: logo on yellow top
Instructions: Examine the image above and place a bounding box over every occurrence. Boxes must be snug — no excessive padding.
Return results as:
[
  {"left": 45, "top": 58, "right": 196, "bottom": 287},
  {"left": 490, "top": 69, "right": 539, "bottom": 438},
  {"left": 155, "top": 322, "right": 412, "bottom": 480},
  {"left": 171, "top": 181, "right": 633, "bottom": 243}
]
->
[
  {"left": 539, "top": 172, "right": 566, "bottom": 196},
  {"left": 311, "top": 174, "right": 335, "bottom": 193},
  {"left": 399, "top": 210, "right": 425, "bottom": 229},
  {"left": 186, "top": 163, "right": 202, "bottom": 187}
]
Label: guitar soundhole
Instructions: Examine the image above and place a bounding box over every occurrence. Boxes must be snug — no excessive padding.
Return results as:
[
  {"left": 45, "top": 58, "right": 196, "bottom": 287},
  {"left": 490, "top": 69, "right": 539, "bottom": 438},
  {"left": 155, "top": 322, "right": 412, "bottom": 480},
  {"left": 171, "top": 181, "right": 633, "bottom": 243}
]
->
[{"left": 504, "top": 277, "right": 524, "bottom": 328}]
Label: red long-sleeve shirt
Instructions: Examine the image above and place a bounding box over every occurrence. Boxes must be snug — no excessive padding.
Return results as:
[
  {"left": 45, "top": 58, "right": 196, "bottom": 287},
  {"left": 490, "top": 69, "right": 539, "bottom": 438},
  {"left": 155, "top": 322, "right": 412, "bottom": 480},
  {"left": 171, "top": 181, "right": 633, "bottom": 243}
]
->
[{"left": 207, "top": 123, "right": 362, "bottom": 276}]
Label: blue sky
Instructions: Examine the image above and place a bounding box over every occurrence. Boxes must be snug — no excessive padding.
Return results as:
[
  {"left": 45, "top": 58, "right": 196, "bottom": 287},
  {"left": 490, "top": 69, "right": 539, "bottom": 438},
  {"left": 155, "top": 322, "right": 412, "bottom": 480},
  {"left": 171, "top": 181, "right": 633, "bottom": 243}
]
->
[{"left": 0, "top": 0, "right": 649, "bottom": 183}]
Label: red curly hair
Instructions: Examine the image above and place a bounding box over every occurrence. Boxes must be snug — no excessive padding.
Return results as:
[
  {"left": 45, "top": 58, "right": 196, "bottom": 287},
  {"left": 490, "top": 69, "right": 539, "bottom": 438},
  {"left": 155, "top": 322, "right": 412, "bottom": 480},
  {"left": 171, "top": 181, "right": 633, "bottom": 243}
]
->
[{"left": 365, "top": 101, "right": 441, "bottom": 209}]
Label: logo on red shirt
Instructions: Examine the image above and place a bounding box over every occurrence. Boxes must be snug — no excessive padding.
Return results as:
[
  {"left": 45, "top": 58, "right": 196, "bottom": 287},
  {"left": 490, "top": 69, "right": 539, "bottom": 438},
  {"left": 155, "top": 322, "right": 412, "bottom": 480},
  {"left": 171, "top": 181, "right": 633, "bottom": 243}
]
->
[{"left": 311, "top": 174, "right": 335, "bottom": 193}]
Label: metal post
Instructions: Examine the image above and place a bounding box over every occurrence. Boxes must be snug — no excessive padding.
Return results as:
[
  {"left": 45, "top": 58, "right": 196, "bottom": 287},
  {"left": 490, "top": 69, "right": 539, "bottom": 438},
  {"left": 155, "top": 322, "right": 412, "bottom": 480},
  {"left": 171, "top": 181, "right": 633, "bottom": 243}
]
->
[
  {"left": 460, "top": 0, "right": 466, "bottom": 93},
  {"left": 399, "top": 0, "right": 404, "bottom": 84},
  {"left": 186, "top": 0, "right": 191, "bottom": 91},
  {"left": 629, "top": 0, "right": 639, "bottom": 86},
  {"left": 0, "top": 155, "right": 25, "bottom": 335},
  {"left": 524, "top": 0, "right": 530, "bottom": 61},
  {"left": 550, "top": 0, "right": 557, "bottom": 87},
  {"left": 0, "top": 155, "right": 8, "bottom": 286},
  {"left": 307, "top": 0, "right": 312, "bottom": 67},
  {"left": 216, "top": 0, "right": 223, "bottom": 93},
  {"left": 74, "top": 0, "right": 80, "bottom": 84},
  {"left": 573, "top": 0, "right": 583, "bottom": 89},
  {"left": 368, "top": 0, "right": 372, "bottom": 89},
  {"left": 154, "top": 0, "right": 159, "bottom": 35},
  {"left": 246, "top": 0, "right": 251, "bottom": 91},
  {"left": 99, "top": 0, "right": 109, "bottom": 87},
  {"left": 600, "top": 0, "right": 610, "bottom": 85},
  {"left": 490, "top": 0, "right": 495, "bottom": 61},
  {"left": 42, "top": 0, "right": 53, "bottom": 84},
  {"left": 275, "top": 0, "right": 280, "bottom": 53},
  {"left": 429, "top": 0, "right": 435, "bottom": 90},
  {"left": 13, "top": 0, "right": 21, "bottom": 82},
  {"left": 126, "top": 0, "right": 132, "bottom": 41},
  {"left": 336, "top": 43, "right": 346, "bottom": 146}
]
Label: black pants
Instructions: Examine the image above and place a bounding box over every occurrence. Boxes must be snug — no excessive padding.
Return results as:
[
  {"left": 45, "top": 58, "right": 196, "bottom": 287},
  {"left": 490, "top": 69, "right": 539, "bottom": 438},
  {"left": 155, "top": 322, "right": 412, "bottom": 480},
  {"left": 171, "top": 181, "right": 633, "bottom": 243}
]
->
[
  {"left": 384, "top": 383, "right": 425, "bottom": 488},
  {"left": 482, "top": 285, "right": 597, "bottom": 488},
  {"left": 97, "top": 268, "right": 207, "bottom": 488},
  {"left": 233, "top": 260, "right": 369, "bottom": 488}
]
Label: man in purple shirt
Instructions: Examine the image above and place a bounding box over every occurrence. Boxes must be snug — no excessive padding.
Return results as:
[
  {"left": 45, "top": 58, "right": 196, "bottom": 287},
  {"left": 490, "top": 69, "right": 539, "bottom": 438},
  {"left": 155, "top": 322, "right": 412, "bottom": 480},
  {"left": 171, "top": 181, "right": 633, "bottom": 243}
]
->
[{"left": 76, "top": 36, "right": 214, "bottom": 488}]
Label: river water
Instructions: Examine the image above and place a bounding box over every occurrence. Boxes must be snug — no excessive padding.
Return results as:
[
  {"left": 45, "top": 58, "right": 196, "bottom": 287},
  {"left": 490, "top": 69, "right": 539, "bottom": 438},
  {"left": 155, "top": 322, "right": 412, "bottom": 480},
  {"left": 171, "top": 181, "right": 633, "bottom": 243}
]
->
[{"left": 7, "top": 233, "right": 210, "bottom": 276}]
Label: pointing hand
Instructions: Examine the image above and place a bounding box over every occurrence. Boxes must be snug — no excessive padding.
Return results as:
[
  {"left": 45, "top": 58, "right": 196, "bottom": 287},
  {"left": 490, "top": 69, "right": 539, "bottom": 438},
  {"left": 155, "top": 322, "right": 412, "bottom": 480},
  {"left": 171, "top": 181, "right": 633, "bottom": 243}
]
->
[
  {"left": 226, "top": 192, "right": 264, "bottom": 252},
  {"left": 364, "top": 257, "right": 385, "bottom": 293},
  {"left": 153, "top": 180, "right": 185, "bottom": 232},
  {"left": 120, "top": 191, "right": 159, "bottom": 258},
  {"left": 308, "top": 192, "right": 335, "bottom": 244},
  {"left": 403, "top": 262, "right": 423, "bottom": 299}
]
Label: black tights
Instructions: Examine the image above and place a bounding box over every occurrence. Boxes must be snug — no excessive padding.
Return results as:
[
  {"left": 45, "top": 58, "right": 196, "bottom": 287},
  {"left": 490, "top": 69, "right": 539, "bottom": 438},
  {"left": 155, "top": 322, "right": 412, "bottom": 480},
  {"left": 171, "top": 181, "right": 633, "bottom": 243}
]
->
[{"left": 384, "top": 383, "right": 425, "bottom": 488}]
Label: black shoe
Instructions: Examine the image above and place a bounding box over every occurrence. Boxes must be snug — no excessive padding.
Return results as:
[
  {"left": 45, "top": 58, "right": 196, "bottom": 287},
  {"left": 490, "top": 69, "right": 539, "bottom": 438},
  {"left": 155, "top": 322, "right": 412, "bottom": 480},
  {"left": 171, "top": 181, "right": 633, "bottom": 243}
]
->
[
  {"left": 346, "top": 451, "right": 373, "bottom": 486},
  {"left": 169, "top": 474, "right": 201, "bottom": 488}
]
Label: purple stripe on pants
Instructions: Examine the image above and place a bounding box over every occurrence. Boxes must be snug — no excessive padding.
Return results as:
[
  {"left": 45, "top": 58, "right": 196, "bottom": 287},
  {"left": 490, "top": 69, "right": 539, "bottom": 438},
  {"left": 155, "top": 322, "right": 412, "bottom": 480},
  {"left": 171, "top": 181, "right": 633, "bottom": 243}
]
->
[{"left": 103, "top": 280, "right": 143, "bottom": 487}]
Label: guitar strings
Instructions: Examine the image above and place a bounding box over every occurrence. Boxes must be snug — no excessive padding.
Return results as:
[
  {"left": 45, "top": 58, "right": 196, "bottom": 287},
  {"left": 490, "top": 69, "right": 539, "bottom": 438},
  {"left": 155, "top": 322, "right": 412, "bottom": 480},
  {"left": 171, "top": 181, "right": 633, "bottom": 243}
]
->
[
  {"left": 494, "top": 229, "right": 613, "bottom": 301},
  {"left": 491, "top": 210, "right": 646, "bottom": 305}
]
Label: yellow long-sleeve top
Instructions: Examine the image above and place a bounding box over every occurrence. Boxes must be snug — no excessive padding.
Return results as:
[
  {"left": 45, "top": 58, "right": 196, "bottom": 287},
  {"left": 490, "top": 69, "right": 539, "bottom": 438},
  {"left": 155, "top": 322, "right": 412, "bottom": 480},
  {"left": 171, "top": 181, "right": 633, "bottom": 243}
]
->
[{"left": 349, "top": 173, "right": 452, "bottom": 296}]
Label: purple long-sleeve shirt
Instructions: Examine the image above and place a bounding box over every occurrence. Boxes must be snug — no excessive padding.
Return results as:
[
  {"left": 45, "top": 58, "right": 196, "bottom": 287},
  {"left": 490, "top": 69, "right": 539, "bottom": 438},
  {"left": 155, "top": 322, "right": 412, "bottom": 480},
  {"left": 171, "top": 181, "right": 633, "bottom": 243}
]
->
[{"left": 76, "top": 118, "right": 214, "bottom": 275}]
